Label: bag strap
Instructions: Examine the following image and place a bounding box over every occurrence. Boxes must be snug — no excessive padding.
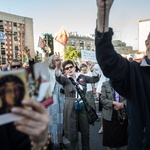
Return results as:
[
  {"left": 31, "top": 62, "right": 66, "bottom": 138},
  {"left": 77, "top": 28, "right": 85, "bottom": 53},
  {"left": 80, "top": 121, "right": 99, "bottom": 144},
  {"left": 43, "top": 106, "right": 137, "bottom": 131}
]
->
[{"left": 68, "top": 77, "right": 89, "bottom": 106}]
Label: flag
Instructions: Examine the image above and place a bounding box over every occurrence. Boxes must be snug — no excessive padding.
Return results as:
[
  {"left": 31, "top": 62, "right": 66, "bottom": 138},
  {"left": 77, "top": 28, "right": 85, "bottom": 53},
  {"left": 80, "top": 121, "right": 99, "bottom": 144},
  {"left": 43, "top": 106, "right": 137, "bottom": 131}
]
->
[
  {"left": 38, "top": 36, "right": 46, "bottom": 49},
  {"left": 54, "top": 27, "right": 69, "bottom": 45}
]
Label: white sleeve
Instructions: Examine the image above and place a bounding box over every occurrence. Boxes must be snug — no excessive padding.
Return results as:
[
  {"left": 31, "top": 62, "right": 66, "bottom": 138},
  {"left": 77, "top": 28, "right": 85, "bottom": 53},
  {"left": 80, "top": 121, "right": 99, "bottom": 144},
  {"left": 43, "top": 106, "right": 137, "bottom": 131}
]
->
[
  {"left": 96, "top": 73, "right": 107, "bottom": 93},
  {"left": 55, "top": 69, "right": 61, "bottom": 76}
]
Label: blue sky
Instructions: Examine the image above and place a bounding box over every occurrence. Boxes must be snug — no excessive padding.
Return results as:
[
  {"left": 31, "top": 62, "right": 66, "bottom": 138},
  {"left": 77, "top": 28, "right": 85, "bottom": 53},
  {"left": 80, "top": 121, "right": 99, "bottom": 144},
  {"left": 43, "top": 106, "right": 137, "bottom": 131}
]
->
[{"left": 1, "top": 0, "right": 150, "bottom": 50}]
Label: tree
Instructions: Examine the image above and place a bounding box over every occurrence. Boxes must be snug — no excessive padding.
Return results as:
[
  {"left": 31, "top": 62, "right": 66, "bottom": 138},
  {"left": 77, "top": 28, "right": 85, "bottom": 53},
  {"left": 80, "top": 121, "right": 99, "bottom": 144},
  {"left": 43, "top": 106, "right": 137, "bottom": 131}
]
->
[
  {"left": 43, "top": 33, "right": 54, "bottom": 56},
  {"left": 64, "top": 46, "right": 81, "bottom": 61}
]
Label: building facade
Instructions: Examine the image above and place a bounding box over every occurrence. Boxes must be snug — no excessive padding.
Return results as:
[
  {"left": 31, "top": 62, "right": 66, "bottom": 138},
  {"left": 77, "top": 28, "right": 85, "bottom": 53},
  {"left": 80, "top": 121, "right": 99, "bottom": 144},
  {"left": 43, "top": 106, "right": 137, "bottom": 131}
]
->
[
  {"left": 65, "top": 33, "right": 133, "bottom": 54},
  {"left": 66, "top": 32, "right": 95, "bottom": 51},
  {"left": 112, "top": 40, "right": 133, "bottom": 54},
  {"left": 0, "top": 11, "right": 34, "bottom": 64}
]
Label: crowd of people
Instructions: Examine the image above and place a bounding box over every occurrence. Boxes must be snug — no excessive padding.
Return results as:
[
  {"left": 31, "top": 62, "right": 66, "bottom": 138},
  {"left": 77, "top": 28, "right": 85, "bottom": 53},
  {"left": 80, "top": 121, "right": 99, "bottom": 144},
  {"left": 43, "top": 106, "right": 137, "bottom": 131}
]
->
[
  {"left": 0, "top": 0, "right": 150, "bottom": 150},
  {"left": 0, "top": 50, "right": 102, "bottom": 150}
]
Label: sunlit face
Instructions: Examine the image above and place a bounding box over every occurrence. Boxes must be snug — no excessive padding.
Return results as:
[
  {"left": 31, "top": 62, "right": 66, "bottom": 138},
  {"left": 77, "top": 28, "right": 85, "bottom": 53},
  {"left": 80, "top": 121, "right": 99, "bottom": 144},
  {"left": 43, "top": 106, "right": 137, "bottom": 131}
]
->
[
  {"left": 145, "top": 39, "right": 150, "bottom": 59},
  {"left": 64, "top": 64, "right": 75, "bottom": 76},
  {"left": 81, "top": 66, "right": 88, "bottom": 74},
  {"left": 4, "top": 82, "right": 20, "bottom": 107}
]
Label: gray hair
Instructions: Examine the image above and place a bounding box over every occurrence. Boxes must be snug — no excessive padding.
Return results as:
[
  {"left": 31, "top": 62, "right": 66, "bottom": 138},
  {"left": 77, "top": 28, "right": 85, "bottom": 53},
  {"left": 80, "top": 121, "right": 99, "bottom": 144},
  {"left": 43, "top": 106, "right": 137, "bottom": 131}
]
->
[
  {"left": 79, "top": 63, "right": 87, "bottom": 70},
  {"left": 147, "top": 32, "right": 150, "bottom": 40},
  {"left": 47, "top": 55, "right": 57, "bottom": 69}
]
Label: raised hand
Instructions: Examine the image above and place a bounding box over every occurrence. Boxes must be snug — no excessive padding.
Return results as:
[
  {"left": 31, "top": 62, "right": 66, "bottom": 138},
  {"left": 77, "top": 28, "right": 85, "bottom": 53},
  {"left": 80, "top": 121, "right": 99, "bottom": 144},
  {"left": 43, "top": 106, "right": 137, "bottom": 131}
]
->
[
  {"left": 11, "top": 99, "right": 49, "bottom": 149},
  {"left": 96, "top": 0, "right": 114, "bottom": 10},
  {"left": 45, "top": 51, "right": 49, "bottom": 60},
  {"left": 24, "top": 46, "right": 32, "bottom": 60},
  {"left": 86, "top": 60, "right": 94, "bottom": 72},
  {"left": 96, "top": 0, "right": 114, "bottom": 32},
  {"left": 54, "top": 52, "right": 61, "bottom": 70}
]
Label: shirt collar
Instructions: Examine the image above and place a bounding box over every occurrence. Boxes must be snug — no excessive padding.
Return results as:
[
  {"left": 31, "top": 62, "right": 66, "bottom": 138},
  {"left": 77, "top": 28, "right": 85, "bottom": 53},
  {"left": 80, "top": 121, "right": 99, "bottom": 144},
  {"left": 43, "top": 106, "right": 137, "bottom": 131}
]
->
[
  {"left": 140, "top": 56, "right": 150, "bottom": 66},
  {"left": 67, "top": 72, "right": 81, "bottom": 80}
]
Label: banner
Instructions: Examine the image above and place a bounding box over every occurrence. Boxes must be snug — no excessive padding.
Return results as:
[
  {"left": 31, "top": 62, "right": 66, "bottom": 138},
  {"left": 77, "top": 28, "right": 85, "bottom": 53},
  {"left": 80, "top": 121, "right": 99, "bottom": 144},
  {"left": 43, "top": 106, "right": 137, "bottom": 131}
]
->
[
  {"left": 38, "top": 36, "right": 46, "bottom": 49},
  {"left": 81, "top": 50, "right": 97, "bottom": 62},
  {"left": 54, "top": 27, "right": 69, "bottom": 45}
]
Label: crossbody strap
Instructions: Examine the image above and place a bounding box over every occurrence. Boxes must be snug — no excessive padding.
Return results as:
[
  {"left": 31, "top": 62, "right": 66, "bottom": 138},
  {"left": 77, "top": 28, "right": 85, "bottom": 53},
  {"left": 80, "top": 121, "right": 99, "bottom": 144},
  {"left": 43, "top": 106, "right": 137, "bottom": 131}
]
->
[{"left": 68, "top": 77, "right": 89, "bottom": 106}]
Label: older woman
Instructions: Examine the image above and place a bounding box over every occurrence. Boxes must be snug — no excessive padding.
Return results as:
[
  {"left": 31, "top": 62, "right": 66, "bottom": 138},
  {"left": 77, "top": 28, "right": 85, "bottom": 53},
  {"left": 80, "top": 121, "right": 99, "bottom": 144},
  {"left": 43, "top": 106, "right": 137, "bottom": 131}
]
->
[
  {"left": 46, "top": 54, "right": 66, "bottom": 150},
  {"left": 100, "top": 80, "right": 128, "bottom": 150}
]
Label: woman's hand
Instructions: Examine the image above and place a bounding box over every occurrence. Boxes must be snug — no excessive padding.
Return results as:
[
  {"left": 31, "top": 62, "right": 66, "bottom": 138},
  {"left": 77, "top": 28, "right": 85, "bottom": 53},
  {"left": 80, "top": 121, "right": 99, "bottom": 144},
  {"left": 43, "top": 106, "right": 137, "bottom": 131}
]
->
[
  {"left": 86, "top": 60, "right": 94, "bottom": 72},
  {"left": 11, "top": 99, "right": 49, "bottom": 149},
  {"left": 54, "top": 52, "right": 61, "bottom": 70},
  {"left": 113, "top": 101, "right": 124, "bottom": 110}
]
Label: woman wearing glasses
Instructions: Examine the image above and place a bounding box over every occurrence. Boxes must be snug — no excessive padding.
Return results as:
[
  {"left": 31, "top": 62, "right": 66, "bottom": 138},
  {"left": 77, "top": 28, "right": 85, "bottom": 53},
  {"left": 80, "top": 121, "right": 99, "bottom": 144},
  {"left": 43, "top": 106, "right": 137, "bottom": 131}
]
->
[{"left": 55, "top": 59, "right": 99, "bottom": 150}]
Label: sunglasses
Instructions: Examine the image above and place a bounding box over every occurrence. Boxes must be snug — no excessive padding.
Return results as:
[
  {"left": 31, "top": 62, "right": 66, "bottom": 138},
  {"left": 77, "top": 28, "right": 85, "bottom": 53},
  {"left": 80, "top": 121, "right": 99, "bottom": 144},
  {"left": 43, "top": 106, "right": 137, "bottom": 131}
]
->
[
  {"left": 11, "top": 65, "right": 21, "bottom": 68},
  {"left": 65, "top": 65, "right": 73, "bottom": 70}
]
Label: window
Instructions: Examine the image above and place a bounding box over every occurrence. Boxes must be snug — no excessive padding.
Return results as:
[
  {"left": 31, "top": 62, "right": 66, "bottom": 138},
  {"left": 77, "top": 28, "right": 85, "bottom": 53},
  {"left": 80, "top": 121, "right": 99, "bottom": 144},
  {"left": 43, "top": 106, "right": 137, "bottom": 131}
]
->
[
  {"left": 13, "top": 23, "right": 17, "bottom": 27},
  {"left": 71, "top": 40, "right": 75, "bottom": 46}
]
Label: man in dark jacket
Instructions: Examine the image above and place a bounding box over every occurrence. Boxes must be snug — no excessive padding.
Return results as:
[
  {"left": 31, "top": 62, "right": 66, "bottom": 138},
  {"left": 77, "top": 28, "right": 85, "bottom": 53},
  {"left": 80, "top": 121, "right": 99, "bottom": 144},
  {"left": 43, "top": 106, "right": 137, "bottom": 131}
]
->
[{"left": 95, "top": 0, "right": 150, "bottom": 150}]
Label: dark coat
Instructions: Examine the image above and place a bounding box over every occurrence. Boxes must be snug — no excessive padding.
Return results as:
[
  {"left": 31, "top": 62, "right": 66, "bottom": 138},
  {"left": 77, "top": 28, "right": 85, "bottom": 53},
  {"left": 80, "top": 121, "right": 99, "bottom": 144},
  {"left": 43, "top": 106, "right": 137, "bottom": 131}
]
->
[
  {"left": 0, "top": 123, "right": 30, "bottom": 150},
  {"left": 0, "top": 123, "right": 52, "bottom": 150},
  {"left": 95, "top": 28, "right": 150, "bottom": 150}
]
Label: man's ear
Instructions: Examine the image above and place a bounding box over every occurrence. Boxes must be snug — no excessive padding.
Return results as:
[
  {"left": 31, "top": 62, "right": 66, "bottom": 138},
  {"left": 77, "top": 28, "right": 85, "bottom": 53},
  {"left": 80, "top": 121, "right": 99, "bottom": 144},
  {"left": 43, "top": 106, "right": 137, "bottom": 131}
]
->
[{"left": 145, "top": 40, "right": 149, "bottom": 47}]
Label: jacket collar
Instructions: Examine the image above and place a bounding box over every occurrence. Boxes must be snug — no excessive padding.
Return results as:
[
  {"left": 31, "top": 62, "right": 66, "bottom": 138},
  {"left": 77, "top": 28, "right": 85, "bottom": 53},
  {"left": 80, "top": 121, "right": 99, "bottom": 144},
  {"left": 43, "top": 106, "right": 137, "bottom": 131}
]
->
[{"left": 140, "top": 56, "right": 150, "bottom": 66}]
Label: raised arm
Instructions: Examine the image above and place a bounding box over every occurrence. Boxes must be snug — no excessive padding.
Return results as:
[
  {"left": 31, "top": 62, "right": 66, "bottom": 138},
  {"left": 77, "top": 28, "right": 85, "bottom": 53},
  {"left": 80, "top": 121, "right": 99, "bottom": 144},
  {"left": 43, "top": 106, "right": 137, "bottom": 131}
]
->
[
  {"left": 95, "top": 0, "right": 131, "bottom": 98},
  {"left": 96, "top": 0, "right": 114, "bottom": 33}
]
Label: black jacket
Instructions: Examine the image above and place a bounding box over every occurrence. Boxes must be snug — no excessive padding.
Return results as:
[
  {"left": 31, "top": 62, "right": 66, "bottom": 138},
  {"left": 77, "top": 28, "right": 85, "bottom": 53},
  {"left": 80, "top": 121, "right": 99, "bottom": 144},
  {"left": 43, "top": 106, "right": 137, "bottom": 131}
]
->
[
  {"left": 95, "top": 28, "right": 150, "bottom": 150},
  {"left": 0, "top": 123, "right": 52, "bottom": 150},
  {"left": 0, "top": 123, "right": 30, "bottom": 150}
]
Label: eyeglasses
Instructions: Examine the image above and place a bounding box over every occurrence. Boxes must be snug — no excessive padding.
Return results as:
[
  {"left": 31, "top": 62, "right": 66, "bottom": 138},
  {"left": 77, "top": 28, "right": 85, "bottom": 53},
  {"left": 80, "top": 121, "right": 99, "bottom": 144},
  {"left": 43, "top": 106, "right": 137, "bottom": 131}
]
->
[
  {"left": 11, "top": 65, "right": 21, "bottom": 68},
  {"left": 65, "top": 65, "right": 73, "bottom": 70}
]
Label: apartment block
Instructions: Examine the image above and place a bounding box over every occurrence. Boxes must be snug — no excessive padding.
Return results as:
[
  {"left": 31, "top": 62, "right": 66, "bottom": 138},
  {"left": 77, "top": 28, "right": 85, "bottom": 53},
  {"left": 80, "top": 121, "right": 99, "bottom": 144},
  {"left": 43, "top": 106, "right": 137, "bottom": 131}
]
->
[
  {"left": 0, "top": 11, "right": 34, "bottom": 64},
  {"left": 66, "top": 32, "right": 95, "bottom": 51}
]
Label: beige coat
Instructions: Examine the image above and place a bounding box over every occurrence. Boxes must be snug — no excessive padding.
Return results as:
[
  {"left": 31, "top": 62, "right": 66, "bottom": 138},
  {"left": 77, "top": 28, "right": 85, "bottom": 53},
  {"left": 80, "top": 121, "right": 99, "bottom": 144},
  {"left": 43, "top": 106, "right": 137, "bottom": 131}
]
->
[{"left": 100, "top": 81, "right": 126, "bottom": 121}]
